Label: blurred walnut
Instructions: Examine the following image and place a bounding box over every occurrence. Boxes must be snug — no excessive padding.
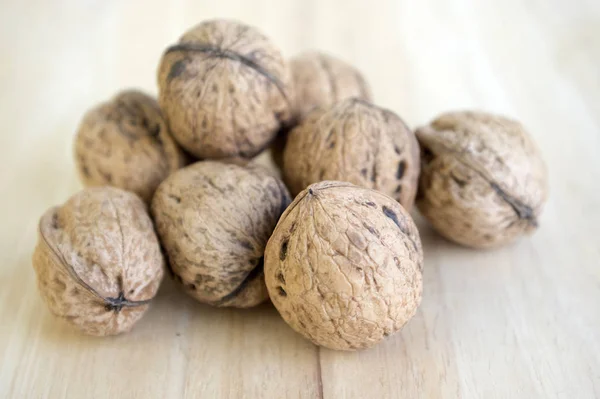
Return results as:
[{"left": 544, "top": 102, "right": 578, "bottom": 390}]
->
[
  {"left": 264, "top": 181, "right": 423, "bottom": 350},
  {"left": 157, "top": 19, "right": 294, "bottom": 159},
  {"left": 416, "top": 111, "right": 548, "bottom": 248},
  {"left": 218, "top": 145, "right": 283, "bottom": 179},
  {"left": 151, "top": 161, "right": 291, "bottom": 307},
  {"left": 249, "top": 147, "right": 283, "bottom": 179},
  {"left": 74, "top": 90, "right": 187, "bottom": 203},
  {"left": 283, "top": 99, "right": 420, "bottom": 210},
  {"left": 32, "top": 187, "right": 164, "bottom": 336},
  {"left": 291, "top": 51, "right": 371, "bottom": 118}
]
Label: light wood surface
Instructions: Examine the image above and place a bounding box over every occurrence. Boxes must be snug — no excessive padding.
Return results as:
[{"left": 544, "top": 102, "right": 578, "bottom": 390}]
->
[{"left": 1, "top": 1, "right": 599, "bottom": 398}]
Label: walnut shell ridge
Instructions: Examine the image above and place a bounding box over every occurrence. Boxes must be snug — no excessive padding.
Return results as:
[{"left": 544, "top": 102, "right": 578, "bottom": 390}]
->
[
  {"left": 283, "top": 99, "right": 420, "bottom": 210},
  {"left": 151, "top": 161, "right": 291, "bottom": 307},
  {"left": 416, "top": 111, "right": 549, "bottom": 248},
  {"left": 291, "top": 51, "right": 371, "bottom": 119},
  {"left": 74, "top": 90, "right": 187, "bottom": 203},
  {"left": 32, "top": 187, "right": 165, "bottom": 336},
  {"left": 264, "top": 181, "right": 423, "bottom": 351},
  {"left": 157, "top": 19, "right": 294, "bottom": 159}
]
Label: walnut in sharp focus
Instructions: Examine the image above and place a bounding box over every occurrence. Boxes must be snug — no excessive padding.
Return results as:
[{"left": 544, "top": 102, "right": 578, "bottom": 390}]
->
[
  {"left": 74, "top": 90, "right": 187, "bottom": 203},
  {"left": 157, "top": 19, "right": 294, "bottom": 159},
  {"left": 290, "top": 51, "right": 371, "bottom": 119},
  {"left": 32, "top": 187, "right": 164, "bottom": 336},
  {"left": 151, "top": 161, "right": 291, "bottom": 307},
  {"left": 416, "top": 111, "right": 549, "bottom": 248},
  {"left": 265, "top": 181, "right": 423, "bottom": 350},
  {"left": 283, "top": 99, "right": 420, "bottom": 210}
]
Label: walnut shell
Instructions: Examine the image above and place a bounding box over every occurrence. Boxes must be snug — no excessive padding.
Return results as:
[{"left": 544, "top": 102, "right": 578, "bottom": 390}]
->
[
  {"left": 151, "top": 161, "right": 291, "bottom": 307},
  {"left": 250, "top": 147, "right": 283, "bottom": 179},
  {"left": 291, "top": 51, "right": 371, "bottom": 118},
  {"left": 32, "top": 187, "right": 165, "bottom": 336},
  {"left": 283, "top": 99, "right": 420, "bottom": 210},
  {"left": 217, "top": 145, "right": 283, "bottom": 179},
  {"left": 264, "top": 181, "right": 423, "bottom": 350},
  {"left": 74, "top": 90, "right": 187, "bottom": 203},
  {"left": 416, "top": 111, "right": 548, "bottom": 248},
  {"left": 157, "top": 19, "right": 293, "bottom": 159}
]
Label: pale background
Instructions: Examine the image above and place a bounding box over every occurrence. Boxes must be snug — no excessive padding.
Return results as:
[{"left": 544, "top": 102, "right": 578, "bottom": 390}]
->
[{"left": 1, "top": 1, "right": 599, "bottom": 398}]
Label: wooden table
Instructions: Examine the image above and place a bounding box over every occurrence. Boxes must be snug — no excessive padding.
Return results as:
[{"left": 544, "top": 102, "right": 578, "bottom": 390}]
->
[{"left": 1, "top": 1, "right": 599, "bottom": 398}]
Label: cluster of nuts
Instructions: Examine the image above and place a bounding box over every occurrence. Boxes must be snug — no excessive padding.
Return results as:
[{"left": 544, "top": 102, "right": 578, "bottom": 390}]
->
[{"left": 32, "top": 19, "right": 548, "bottom": 350}]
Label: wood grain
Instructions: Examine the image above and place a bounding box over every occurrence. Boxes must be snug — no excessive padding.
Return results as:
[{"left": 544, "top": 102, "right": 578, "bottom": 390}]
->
[{"left": 0, "top": 0, "right": 599, "bottom": 398}]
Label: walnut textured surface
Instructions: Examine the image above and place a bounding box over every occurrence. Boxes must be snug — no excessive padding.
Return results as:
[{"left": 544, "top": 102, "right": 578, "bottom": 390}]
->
[
  {"left": 32, "top": 187, "right": 164, "bottom": 336},
  {"left": 157, "top": 19, "right": 293, "bottom": 159},
  {"left": 416, "top": 111, "right": 548, "bottom": 248},
  {"left": 151, "top": 161, "right": 291, "bottom": 307},
  {"left": 291, "top": 51, "right": 371, "bottom": 118},
  {"left": 217, "top": 146, "right": 283, "bottom": 179},
  {"left": 283, "top": 99, "right": 420, "bottom": 210},
  {"left": 74, "top": 90, "right": 187, "bottom": 203},
  {"left": 264, "top": 181, "right": 423, "bottom": 350}
]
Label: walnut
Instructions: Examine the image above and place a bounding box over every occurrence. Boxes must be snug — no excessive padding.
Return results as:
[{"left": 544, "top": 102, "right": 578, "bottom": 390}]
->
[
  {"left": 250, "top": 147, "right": 283, "bottom": 179},
  {"left": 264, "top": 181, "right": 423, "bottom": 350},
  {"left": 32, "top": 187, "right": 164, "bottom": 336},
  {"left": 151, "top": 161, "right": 291, "bottom": 307},
  {"left": 291, "top": 51, "right": 371, "bottom": 118},
  {"left": 217, "top": 145, "right": 283, "bottom": 179},
  {"left": 157, "top": 19, "right": 294, "bottom": 159},
  {"left": 283, "top": 99, "right": 420, "bottom": 210},
  {"left": 74, "top": 90, "right": 187, "bottom": 203},
  {"left": 416, "top": 111, "right": 548, "bottom": 248}
]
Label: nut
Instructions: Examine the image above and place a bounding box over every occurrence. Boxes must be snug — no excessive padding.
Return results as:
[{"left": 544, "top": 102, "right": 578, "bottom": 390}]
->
[
  {"left": 32, "top": 187, "right": 164, "bottom": 336},
  {"left": 157, "top": 19, "right": 294, "bottom": 159},
  {"left": 416, "top": 111, "right": 548, "bottom": 248},
  {"left": 290, "top": 51, "right": 371, "bottom": 118},
  {"left": 151, "top": 161, "right": 291, "bottom": 307},
  {"left": 250, "top": 147, "right": 283, "bottom": 179},
  {"left": 264, "top": 181, "right": 423, "bottom": 350},
  {"left": 283, "top": 99, "right": 420, "bottom": 210},
  {"left": 217, "top": 145, "right": 283, "bottom": 179},
  {"left": 74, "top": 90, "right": 187, "bottom": 203}
]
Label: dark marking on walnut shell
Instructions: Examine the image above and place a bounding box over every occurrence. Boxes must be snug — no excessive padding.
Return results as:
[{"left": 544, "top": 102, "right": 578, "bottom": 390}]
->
[
  {"left": 396, "top": 161, "right": 406, "bottom": 179},
  {"left": 168, "top": 59, "right": 188, "bottom": 81},
  {"left": 280, "top": 239, "right": 289, "bottom": 261}
]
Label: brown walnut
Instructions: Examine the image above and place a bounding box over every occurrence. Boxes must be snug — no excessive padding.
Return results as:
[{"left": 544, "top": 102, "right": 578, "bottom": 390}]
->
[
  {"left": 151, "top": 161, "right": 291, "bottom": 307},
  {"left": 217, "top": 145, "right": 283, "bottom": 179},
  {"left": 157, "top": 19, "right": 294, "bottom": 159},
  {"left": 32, "top": 187, "right": 164, "bottom": 336},
  {"left": 291, "top": 51, "right": 371, "bottom": 118},
  {"left": 74, "top": 90, "right": 187, "bottom": 203},
  {"left": 283, "top": 99, "right": 420, "bottom": 210},
  {"left": 416, "top": 111, "right": 549, "bottom": 248},
  {"left": 264, "top": 181, "right": 423, "bottom": 351}
]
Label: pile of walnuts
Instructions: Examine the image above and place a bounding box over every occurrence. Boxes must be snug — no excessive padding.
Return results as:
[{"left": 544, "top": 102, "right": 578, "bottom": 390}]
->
[{"left": 32, "top": 19, "right": 548, "bottom": 350}]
